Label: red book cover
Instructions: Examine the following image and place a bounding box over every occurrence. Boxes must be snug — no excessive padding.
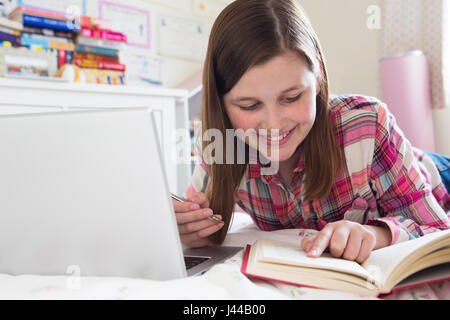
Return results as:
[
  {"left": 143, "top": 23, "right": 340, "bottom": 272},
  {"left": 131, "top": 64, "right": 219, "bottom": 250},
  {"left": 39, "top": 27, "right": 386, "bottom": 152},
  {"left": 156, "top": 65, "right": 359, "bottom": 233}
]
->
[
  {"left": 80, "top": 28, "right": 126, "bottom": 42},
  {"left": 74, "top": 58, "right": 126, "bottom": 71},
  {"left": 58, "top": 49, "right": 66, "bottom": 68},
  {"left": 241, "top": 242, "right": 450, "bottom": 299},
  {"left": 81, "top": 16, "right": 113, "bottom": 31}
]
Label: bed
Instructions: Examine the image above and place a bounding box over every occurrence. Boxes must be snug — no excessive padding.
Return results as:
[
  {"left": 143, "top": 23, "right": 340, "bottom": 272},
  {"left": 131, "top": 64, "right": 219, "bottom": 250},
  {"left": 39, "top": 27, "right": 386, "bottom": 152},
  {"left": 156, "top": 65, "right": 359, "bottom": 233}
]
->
[{"left": 0, "top": 211, "right": 448, "bottom": 300}]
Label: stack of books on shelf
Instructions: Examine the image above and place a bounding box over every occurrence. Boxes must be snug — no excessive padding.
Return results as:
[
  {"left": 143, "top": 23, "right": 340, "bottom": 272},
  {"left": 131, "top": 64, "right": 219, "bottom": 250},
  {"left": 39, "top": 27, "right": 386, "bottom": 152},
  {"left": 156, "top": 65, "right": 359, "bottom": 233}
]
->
[
  {"left": 2, "top": 5, "right": 80, "bottom": 78},
  {"left": 74, "top": 16, "right": 126, "bottom": 85},
  {"left": 0, "top": 16, "right": 23, "bottom": 47}
]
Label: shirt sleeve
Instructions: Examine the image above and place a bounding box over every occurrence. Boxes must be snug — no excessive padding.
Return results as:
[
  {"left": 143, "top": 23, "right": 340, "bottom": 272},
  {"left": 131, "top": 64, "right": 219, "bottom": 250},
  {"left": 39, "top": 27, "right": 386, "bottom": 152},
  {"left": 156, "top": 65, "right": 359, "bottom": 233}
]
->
[{"left": 366, "top": 102, "right": 450, "bottom": 245}]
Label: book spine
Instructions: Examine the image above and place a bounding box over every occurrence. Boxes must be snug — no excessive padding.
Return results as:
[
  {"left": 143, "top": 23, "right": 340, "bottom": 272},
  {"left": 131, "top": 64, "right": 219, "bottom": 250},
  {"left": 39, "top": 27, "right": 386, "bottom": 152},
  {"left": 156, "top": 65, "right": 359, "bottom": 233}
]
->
[
  {"left": 22, "top": 26, "right": 74, "bottom": 39},
  {"left": 0, "top": 17, "right": 23, "bottom": 31},
  {"left": 0, "top": 32, "right": 20, "bottom": 45},
  {"left": 77, "top": 36, "right": 125, "bottom": 50},
  {"left": 66, "top": 50, "right": 73, "bottom": 64},
  {"left": 22, "top": 32, "right": 69, "bottom": 43},
  {"left": 20, "top": 36, "right": 48, "bottom": 48},
  {"left": 81, "top": 16, "right": 113, "bottom": 31},
  {"left": 80, "top": 28, "right": 126, "bottom": 42},
  {"left": 75, "top": 44, "right": 118, "bottom": 57},
  {"left": 74, "top": 58, "right": 125, "bottom": 71},
  {"left": 49, "top": 41, "right": 75, "bottom": 51},
  {"left": 10, "top": 6, "right": 67, "bottom": 20},
  {"left": 82, "top": 68, "right": 125, "bottom": 85},
  {"left": 49, "top": 48, "right": 58, "bottom": 70},
  {"left": 58, "top": 49, "right": 66, "bottom": 68},
  {"left": 0, "top": 26, "right": 21, "bottom": 36},
  {"left": 22, "top": 15, "right": 79, "bottom": 32},
  {"left": 75, "top": 52, "right": 119, "bottom": 63}
]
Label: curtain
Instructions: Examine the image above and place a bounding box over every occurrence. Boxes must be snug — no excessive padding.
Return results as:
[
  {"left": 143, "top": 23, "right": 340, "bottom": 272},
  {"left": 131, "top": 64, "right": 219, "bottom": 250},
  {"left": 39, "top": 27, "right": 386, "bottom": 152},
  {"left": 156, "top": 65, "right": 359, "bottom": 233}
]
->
[{"left": 380, "top": 0, "right": 449, "bottom": 109}]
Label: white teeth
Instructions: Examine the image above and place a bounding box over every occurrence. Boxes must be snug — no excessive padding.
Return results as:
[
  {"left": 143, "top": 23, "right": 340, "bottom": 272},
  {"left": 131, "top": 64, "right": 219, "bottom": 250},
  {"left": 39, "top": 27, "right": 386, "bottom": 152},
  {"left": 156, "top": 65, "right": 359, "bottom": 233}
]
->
[{"left": 267, "top": 131, "right": 289, "bottom": 141}]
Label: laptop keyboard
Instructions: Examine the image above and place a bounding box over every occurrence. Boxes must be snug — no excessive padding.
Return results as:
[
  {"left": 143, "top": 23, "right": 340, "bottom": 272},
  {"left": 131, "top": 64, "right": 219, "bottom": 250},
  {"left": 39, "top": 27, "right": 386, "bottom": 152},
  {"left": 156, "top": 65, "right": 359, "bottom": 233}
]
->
[{"left": 184, "top": 256, "right": 210, "bottom": 270}]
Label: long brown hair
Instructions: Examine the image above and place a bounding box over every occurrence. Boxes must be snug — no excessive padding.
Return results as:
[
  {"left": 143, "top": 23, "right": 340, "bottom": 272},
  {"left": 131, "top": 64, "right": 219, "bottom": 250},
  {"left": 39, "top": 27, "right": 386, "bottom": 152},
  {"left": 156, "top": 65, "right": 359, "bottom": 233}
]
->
[{"left": 202, "top": 0, "right": 343, "bottom": 244}]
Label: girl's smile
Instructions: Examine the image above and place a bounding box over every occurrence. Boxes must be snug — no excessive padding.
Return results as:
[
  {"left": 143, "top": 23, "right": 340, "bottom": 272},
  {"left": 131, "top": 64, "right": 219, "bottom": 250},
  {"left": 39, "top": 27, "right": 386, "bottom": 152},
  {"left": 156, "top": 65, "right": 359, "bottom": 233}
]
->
[{"left": 258, "top": 124, "right": 298, "bottom": 146}]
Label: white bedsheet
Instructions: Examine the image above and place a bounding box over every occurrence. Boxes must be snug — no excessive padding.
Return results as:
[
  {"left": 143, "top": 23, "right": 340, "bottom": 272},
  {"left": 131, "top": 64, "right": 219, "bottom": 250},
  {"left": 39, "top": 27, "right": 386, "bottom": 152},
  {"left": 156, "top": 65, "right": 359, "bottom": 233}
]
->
[{"left": 0, "top": 212, "right": 448, "bottom": 300}]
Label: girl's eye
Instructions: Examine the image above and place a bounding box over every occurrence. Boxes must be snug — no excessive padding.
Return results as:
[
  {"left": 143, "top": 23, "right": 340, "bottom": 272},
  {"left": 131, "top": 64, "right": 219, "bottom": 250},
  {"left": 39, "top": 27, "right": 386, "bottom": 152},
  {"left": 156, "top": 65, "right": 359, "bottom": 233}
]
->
[
  {"left": 238, "top": 93, "right": 301, "bottom": 111},
  {"left": 239, "top": 103, "right": 260, "bottom": 111},
  {"left": 283, "top": 93, "right": 302, "bottom": 103}
]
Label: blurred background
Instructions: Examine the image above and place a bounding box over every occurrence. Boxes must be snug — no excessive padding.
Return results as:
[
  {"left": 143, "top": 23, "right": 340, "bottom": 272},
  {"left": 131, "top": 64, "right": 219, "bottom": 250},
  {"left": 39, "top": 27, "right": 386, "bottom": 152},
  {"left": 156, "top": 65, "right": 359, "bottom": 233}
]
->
[{"left": 0, "top": 0, "right": 448, "bottom": 159}]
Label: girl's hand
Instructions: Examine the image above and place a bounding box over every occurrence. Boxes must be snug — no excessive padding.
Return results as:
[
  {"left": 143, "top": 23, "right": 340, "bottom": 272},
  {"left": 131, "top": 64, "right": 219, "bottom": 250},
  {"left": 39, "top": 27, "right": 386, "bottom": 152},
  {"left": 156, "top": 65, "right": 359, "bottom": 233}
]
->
[
  {"left": 172, "top": 191, "right": 224, "bottom": 248},
  {"left": 300, "top": 220, "right": 392, "bottom": 263}
]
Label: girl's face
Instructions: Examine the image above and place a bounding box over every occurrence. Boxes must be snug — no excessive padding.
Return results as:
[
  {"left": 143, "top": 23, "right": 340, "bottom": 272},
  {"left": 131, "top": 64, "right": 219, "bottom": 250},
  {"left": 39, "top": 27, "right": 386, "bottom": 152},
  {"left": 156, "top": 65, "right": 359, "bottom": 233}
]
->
[{"left": 223, "top": 50, "right": 319, "bottom": 163}]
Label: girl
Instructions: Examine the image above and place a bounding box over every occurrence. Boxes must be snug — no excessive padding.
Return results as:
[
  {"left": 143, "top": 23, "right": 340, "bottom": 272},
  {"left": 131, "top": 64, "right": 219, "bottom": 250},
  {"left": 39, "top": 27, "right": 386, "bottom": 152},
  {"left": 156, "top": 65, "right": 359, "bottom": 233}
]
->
[{"left": 173, "top": 0, "right": 450, "bottom": 263}]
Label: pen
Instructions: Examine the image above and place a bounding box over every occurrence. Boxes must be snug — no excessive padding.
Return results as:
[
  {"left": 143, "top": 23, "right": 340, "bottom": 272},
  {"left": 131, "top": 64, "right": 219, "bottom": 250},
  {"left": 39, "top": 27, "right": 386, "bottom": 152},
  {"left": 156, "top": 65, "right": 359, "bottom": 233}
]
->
[{"left": 170, "top": 192, "right": 224, "bottom": 224}]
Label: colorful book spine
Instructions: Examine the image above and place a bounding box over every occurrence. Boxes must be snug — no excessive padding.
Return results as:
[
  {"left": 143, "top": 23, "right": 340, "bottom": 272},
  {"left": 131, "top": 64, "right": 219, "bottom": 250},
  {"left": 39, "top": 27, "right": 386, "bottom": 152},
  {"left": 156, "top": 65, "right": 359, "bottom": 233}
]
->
[
  {"left": 58, "top": 49, "right": 66, "bottom": 68},
  {"left": 20, "top": 36, "right": 48, "bottom": 48},
  {"left": 20, "top": 36, "right": 75, "bottom": 51},
  {"left": 0, "top": 32, "right": 20, "bottom": 46},
  {"left": 74, "top": 58, "right": 126, "bottom": 71},
  {"left": 80, "top": 28, "right": 126, "bottom": 42},
  {"left": 81, "top": 16, "right": 114, "bottom": 31},
  {"left": 9, "top": 6, "right": 68, "bottom": 20},
  {"left": 77, "top": 36, "right": 125, "bottom": 49},
  {"left": 22, "top": 15, "right": 80, "bottom": 32},
  {"left": 0, "top": 26, "right": 21, "bottom": 36},
  {"left": 22, "top": 33, "right": 70, "bottom": 43},
  {"left": 82, "top": 68, "right": 125, "bottom": 85},
  {"left": 66, "top": 51, "right": 73, "bottom": 64},
  {"left": 75, "top": 52, "right": 119, "bottom": 63},
  {"left": 75, "top": 44, "right": 118, "bottom": 57},
  {"left": 49, "top": 41, "right": 75, "bottom": 51},
  {"left": 22, "top": 26, "right": 74, "bottom": 39}
]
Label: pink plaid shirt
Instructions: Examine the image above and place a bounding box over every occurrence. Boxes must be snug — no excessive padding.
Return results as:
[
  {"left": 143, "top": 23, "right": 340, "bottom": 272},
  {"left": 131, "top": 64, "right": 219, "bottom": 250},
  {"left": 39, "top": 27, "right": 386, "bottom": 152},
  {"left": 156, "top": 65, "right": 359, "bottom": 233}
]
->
[{"left": 187, "top": 94, "right": 450, "bottom": 245}]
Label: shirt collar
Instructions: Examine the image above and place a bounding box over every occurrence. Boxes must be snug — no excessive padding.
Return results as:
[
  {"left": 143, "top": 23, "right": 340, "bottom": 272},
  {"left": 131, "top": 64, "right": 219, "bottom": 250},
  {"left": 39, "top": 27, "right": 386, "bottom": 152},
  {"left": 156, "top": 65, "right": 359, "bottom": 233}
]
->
[{"left": 245, "top": 146, "right": 305, "bottom": 182}]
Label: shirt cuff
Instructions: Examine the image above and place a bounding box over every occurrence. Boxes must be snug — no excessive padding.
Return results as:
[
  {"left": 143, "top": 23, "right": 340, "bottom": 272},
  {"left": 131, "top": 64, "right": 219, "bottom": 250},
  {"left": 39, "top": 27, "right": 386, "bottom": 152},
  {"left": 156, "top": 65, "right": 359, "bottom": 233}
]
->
[{"left": 366, "top": 217, "right": 410, "bottom": 245}]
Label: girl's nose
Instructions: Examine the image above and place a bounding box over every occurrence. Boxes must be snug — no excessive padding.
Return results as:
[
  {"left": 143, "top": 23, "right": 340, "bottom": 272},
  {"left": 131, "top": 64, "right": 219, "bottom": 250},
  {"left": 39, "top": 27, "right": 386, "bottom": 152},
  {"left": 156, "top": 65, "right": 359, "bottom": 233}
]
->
[{"left": 259, "top": 104, "right": 286, "bottom": 132}]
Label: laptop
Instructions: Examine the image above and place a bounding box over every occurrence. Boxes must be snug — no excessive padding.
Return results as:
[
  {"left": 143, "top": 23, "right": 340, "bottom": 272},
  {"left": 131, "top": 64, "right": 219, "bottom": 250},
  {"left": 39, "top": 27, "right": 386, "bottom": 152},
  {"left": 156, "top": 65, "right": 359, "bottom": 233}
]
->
[{"left": 0, "top": 108, "right": 242, "bottom": 280}]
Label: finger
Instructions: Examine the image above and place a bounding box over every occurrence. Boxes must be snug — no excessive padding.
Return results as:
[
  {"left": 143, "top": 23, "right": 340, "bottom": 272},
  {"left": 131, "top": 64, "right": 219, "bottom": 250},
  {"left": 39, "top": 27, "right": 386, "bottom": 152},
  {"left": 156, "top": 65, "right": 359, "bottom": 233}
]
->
[
  {"left": 175, "top": 208, "right": 213, "bottom": 224},
  {"left": 301, "top": 234, "right": 316, "bottom": 252},
  {"left": 172, "top": 199, "right": 200, "bottom": 212},
  {"left": 308, "top": 226, "right": 334, "bottom": 258},
  {"left": 356, "top": 232, "right": 376, "bottom": 264},
  {"left": 182, "top": 237, "right": 211, "bottom": 248},
  {"left": 180, "top": 221, "right": 224, "bottom": 243},
  {"left": 329, "top": 227, "right": 350, "bottom": 258},
  {"left": 342, "top": 229, "right": 362, "bottom": 261},
  {"left": 186, "top": 192, "right": 210, "bottom": 208},
  {"left": 178, "top": 215, "right": 222, "bottom": 235}
]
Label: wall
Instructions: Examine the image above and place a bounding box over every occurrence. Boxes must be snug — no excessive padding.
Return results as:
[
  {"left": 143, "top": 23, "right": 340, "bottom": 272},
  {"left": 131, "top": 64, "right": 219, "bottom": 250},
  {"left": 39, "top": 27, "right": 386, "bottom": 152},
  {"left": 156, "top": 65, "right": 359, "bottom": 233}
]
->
[
  {"left": 298, "top": 0, "right": 449, "bottom": 156},
  {"left": 300, "top": 0, "right": 382, "bottom": 99}
]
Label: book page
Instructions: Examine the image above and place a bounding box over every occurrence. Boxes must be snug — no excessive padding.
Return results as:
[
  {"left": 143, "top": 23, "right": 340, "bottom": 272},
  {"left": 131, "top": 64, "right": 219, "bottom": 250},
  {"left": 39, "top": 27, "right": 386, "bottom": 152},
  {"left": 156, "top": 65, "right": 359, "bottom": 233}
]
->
[
  {"left": 361, "top": 229, "right": 450, "bottom": 287},
  {"left": 257, "top": 238, "right": 371, "bottom": 280}
]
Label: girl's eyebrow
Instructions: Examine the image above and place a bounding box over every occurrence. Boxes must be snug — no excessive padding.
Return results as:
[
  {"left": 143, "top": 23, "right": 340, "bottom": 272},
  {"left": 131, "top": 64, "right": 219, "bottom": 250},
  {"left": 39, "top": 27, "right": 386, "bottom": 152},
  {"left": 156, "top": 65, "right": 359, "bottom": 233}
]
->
[{"left": 232, "top": 85, "right": 305, "bottom": 102}]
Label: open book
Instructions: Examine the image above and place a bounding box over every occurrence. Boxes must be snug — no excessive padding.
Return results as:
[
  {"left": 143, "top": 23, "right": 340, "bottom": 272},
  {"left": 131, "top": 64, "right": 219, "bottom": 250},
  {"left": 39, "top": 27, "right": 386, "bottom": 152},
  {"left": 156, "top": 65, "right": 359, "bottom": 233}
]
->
[{"left": 241, "top": 229, "right": 450, "bottom": 297}]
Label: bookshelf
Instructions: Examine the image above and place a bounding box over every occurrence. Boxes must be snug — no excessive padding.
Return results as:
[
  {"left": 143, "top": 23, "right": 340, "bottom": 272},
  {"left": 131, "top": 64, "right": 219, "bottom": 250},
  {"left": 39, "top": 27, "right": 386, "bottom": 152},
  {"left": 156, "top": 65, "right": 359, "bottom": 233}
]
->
[{"left": 0, "top": 77, "right": 191, "bottom": 196}]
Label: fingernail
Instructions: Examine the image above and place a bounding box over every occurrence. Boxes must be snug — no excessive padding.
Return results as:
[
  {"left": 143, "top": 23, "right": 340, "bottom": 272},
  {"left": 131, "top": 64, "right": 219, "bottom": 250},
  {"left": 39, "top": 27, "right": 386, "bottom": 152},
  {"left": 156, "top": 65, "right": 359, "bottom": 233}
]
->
[
  {"left": 191, "top": 204, "right": 200, "bottom": 210},
  {"left": 309, "top": 249, "right": 318, "bottom": 257},
  {"left": 204, "top": 209, "right": 212, "bottom": 216}
]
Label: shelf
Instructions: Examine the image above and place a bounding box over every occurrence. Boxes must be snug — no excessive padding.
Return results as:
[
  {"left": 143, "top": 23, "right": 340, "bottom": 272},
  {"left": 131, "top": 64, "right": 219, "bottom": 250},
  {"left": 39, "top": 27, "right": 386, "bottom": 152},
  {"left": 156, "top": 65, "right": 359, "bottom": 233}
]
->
[{"left": 0, "top": 77, "right": 189, "bottom": 98}]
